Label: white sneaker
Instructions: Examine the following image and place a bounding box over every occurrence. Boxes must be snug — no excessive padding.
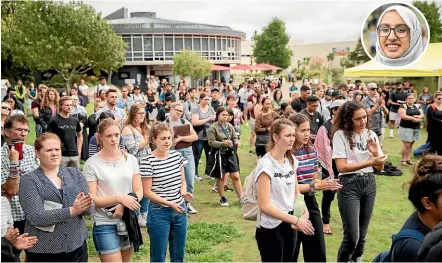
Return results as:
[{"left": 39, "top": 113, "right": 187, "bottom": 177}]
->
[
  {"left": 212, "top": 185, "right": 218, "bottom": 192},
  {"left": 137, "top": 213, "right": 147, "bottom": 228},
  {"left": 187, "top": 204, "right": 197, "bottom": 214},
  {"left": 220, "top": 197, "right": 229, "bottom": 207},
  {"left": 194, "top": 175, "right": 203, "bottom": 181}
]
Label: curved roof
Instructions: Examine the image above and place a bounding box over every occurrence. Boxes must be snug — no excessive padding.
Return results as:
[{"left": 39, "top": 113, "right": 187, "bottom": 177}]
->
[{"left": 105, "top": 8, "right": 246, "bottom": 38}]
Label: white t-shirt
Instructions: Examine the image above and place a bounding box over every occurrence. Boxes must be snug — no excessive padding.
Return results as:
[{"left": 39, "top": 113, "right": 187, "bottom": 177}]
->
[
  {"left": 332, "top": 129, "right": 383, "bottom": 176},
  {"left": 96, "top": 84, "right": 109, "bottom": 94},
  {"left": 1, "top": 196, "right": 13, "bottom": 237},
  {"left": 254, "top": 153, "right": 299, "bottom": 229},
  {"left": 83, "top": 153, "right": 139, "bottom": 225},
  {"left": 79, "top": 84, "right": 89, "bottom": 95}
]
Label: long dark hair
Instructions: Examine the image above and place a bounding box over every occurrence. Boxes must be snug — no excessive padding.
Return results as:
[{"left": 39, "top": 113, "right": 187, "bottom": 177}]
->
[
  {"left": 215, "top": 106, "right": 227, "bottom": 122},
  {"left": 332, "top": 101, "right": 371, "bottom": 150},
  {"left": 288, "top": 113, "right": 313, "bottom": 150}
]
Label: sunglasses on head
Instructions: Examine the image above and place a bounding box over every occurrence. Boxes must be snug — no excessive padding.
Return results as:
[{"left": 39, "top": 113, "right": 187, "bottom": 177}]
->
[{"left": 2, "top": 106, "right": 12, "bottom": 111}]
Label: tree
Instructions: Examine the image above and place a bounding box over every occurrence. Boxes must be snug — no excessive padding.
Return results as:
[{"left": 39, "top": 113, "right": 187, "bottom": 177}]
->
[
  {"left": 413, "top": 1, "right": 442, "bottom": 43},
  {"left": 2, "top": 1, "right": 126, "bottom": 91},
  {"left": 172, "top": 50, "right": 211, "bottom": 88},
  {"left": 252, "top": 18, "right": 292, "bottom": 69},
  {"left": 344, "top": 37, "right": 370, "bottom": 67}
]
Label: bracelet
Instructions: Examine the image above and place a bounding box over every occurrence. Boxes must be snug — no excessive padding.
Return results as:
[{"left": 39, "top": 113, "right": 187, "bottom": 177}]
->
[{"left": 294, "top": 216, "right": 300, "bottom": 227}]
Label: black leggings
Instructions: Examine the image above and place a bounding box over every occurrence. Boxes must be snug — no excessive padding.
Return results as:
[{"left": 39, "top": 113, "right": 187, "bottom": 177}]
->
[
  {"left": 27, "top": 242, "right": 87, "bottom": 262},
  {"left": 322, "top": 167, "right": 336, "bottom": 224},
  {"left": 193, "top": 139, "right": 210, "bottom": 176},
  {"left": 256, "top": 221, "right": 297, "bottom": 262},
  {"left": 293, "top": 194, "right": 327, "bottom": 262}
]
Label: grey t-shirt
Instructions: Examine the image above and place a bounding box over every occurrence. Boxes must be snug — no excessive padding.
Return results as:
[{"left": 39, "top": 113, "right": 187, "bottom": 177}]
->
[
  {"left": 362, "top": 96, "right": 385, "bottom": 131},
  {"left": 191, "top": 105, "right": 215, "bottom": 140},
  {"left": 418, "top": 93, "right": 432, "bottom": 104},
  {"left": 83, "top": 153, "right": 139, "bottom": 226}
]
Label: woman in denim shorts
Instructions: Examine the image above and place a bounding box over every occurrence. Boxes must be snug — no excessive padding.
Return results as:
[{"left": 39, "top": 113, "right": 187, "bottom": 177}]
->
[
  {"left": 398, "top": 93, "right": 424, "bottom": 166},
  {"left": 83, "top": 119, "right": 143, "bottom": 262}
]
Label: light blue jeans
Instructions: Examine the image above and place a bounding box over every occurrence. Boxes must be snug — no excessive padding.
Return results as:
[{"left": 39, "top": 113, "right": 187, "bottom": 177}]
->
[
  {"left": 147, "top": 202, "right": 188, "bottom": 262},
  {"left": 177, "top": 146, "right": 195, "bottom": 194}
]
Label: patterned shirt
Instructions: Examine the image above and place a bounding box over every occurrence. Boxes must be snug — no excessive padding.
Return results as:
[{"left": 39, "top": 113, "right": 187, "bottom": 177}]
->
[
  {"left": 1, "top": 143, "right": 40, "bottom": 221},
  {"left": 293, "top": 145, "right": 318, "bottom": 184},
  {"left": 1, "top": 196, "right": 13, "bottom": 237}
]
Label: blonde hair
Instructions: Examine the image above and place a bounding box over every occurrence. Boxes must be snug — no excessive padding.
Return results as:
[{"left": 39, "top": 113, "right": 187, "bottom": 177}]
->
[
  {"left": 171, "top": 101, "right": 183, "bottom": 109},
  {"left": 433, "top": 91, "right": 442, "bottom": 101},
  {"left": 35, "top": 132, "right": 61, "bottom": 152},
  {"left": 265, "top": 117, "right": 295, "bottom": 166},
  {"left": 125, "top": 104, "right": 150, "bottom": 137},
  {"left": 58, "top": 96, "right": 72, "bottom": 112},
  {"left": 40, "top": 88, "right": 60, "bottom": 110}
]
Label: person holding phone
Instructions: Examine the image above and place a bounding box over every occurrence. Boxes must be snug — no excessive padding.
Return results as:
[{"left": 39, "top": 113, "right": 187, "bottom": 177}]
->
[
  {"left": 140, "top": 122, "right": 193, "bottom": 263},
  {"left": 332, "top": 101, "right": 387, "bottom": 262},
  {"left": 1, "top": 115, "right": 40, "bottom": 259},
  {"left": 19, "top": 133, "right": 93, "bottom": 262},
  {"left": 83, "top": 119, "right": 143, "bottom": 262}
]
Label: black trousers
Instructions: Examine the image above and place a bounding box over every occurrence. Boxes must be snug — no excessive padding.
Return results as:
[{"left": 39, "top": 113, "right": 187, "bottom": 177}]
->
[
  {"left": 27, "top": 242, "right": 87, "bottom": 262},
  {"left": 256, "top": 221, "right": 297, "bottom": 262},
  {"left": 293, "top": 194, "right": 327, "bottom": 262},
  {"left": 321, "top": 167, "right": 336, "bottom": 224}
]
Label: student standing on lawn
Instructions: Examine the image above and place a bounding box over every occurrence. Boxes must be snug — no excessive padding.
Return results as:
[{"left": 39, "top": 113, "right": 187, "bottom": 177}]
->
[
  {"left": 255, "top": 117, "right": 313, "bottom": 262},
  {"left": 140, "top": 122, "right": 193, "bottom": 263},
  {"left": 47, "top": 96, "right": 83, "bottom": 168},
  {"left": 332, "top": 101, "right": 387, "bottom": 262},
  {"left": 289, "top": 113, "right": 342, "bottom": 262}
]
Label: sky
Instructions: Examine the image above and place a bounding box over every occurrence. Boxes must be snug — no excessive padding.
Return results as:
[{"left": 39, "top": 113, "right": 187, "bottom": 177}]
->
[{"left": 86, "top": 0, "right": 442, "bottom": 44}]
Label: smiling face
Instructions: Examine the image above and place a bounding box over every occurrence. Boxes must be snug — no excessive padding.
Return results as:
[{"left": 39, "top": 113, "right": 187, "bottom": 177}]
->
[{"left": 378, "top": 10, "right": 410, "bottom": 59}]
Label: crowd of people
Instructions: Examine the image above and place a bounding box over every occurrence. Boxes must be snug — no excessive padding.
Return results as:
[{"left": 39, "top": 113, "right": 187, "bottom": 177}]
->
[{"left": 1, "top": 75, "right": 441, "bottom": 262}]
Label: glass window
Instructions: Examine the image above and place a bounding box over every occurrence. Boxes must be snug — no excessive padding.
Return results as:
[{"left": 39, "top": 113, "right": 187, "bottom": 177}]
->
[
  {"left": 201, "top": 38, "right": 208, "bottom": 51},
  {"left": 184, "top": 38, "right": 192, "bottom": 50},
  {"left": 221, "top": 39, "right": 227, "bottom": 51},
  {"left": 133, "top": 52, "right": 143, "bottom": 58},
  {"left": 123, "top": 38, "right": 132, "bottom": 51},
  {"left": 165, "top": 37, "right": 173, "bottom": 51},
  {"left": 216, "top": 38, "right": 221, "bottom": 51},
  {"left": 144, "top": 52, "right": 153, "bottom": 61},
  {"left": 209, "top": 38, "right": 215, "bottom": 51},
  {"left": 175, "top": 37, "right": 183, "bottom": 51},
  {"left": 154, "top": 36, "right": 163, "bottom": 51},
  {"left": 143, "top": 36, "right": 152, "bottom": 51},
  {"left": 133, "top": 37, "right": 142, "bottom": 52},
  {"left": 193, "top": 37, "right": 201, "bottom": 51}
]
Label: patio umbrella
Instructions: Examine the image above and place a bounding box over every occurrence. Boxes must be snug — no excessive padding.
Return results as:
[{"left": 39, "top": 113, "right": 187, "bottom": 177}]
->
[
  {"left": 211, "top": 65, "right": 231, "bottom": 71},
  {"left": 231, "top": 64, "right": 255, "bottom": 71},
  {"left": 256, "top": 63, "right": 282, "bottom": 70}
]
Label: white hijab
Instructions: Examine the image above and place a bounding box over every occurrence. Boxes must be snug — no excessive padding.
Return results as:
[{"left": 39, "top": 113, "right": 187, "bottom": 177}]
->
[{"left": 374, "top": 5, "right": 424, "bottom": 67}]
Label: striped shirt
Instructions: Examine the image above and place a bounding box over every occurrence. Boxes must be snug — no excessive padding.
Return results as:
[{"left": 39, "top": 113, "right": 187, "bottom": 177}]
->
[
  {"left": 139, "top": 150, "right": 187, "bottom": 205},
  {"left": 294, "top": 145, "right": 318, "bottom": 184}
]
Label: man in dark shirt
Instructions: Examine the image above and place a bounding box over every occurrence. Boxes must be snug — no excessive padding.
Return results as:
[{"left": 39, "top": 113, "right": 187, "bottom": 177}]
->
[
  {"left": 388, "top": 83, "right": 407, "bottom": 138},
  {"left": 291, "top": 85, "right": 312, "bottom": 112},
  {"left": 48, "top": 96, "right": 83, "bottom": 168},
  {"left": 299, "top": 96, "right": 324, "bottom": 140},
  {"left": 156, "top": 95, "right": 173, "bottom": 122},
  {"left": 210, "top": 88, "right": 222, "bottom": 111},
  {"left": 390, "top": 211, "right": 431, "bottom": 262}
]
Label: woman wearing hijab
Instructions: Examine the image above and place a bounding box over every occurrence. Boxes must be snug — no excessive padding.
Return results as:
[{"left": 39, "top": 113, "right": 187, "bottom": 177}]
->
[{"left": 374, "top": 5, "right": 424, "bottom": 67}]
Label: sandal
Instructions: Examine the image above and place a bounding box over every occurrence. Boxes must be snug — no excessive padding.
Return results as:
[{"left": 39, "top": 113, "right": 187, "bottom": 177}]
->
[
  {"left": 406, "top": 160, "right": 414, "bottom": 165},
  {"left": 323, "top": 224, "right": 332, "bottom": 235},
  {"left": 401, "top": 161, "right": 408, "bottom": 166}
]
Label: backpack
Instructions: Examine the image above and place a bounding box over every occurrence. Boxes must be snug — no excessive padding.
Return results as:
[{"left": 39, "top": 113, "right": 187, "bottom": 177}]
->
[
  {"left": 373, "top": 229, "right": 425, "bottom": 262},
  {"left": 240, "top": 168, "right": 259, "bottom": 221}
]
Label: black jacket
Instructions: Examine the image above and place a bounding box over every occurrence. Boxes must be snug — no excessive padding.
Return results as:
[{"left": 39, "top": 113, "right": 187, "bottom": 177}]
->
[
  {"left": 39, "top": 107, "right": 54, "bottom": 132},
  {"left": 122, "top": 193, "right": 143, "bottom": 252},
  {"left": 418, "top": 222, "right": 442, "bottom": 262}
]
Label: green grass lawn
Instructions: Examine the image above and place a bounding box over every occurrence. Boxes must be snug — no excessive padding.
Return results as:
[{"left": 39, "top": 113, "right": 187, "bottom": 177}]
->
[{"left": 24, "top": 109, "right": 424, "bottom": 262}]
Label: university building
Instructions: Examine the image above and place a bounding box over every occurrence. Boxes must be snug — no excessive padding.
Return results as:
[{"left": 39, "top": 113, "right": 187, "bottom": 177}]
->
[{"left": 105, "top": 8, "right": 245, "bottom": 88}]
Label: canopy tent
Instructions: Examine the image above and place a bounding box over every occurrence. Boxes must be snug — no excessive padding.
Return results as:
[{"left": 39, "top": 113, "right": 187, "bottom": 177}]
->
[
  {"left": 211, "top": 64, "right": 231, "bottom": 71},
  {"left": 344, "top": 43, "right": 442, "bottom": 77},
  {"left": 256, "top": 63, "right": 282, "bottom": 71}
]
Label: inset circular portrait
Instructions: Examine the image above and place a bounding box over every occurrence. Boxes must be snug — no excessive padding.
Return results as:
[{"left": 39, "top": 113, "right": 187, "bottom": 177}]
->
[{"left": 362, "top": 3, "right": 430, "bottom": 67}]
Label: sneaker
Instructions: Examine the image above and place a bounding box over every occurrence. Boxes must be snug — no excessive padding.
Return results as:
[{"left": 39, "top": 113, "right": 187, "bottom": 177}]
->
[
  {"left": 194, "top": 175, "right": 203, "bottom": 181},
  {"left": 187, "top": 203, "right": 197, "bottom": 214},
  {"left": 212, "top": 185, "right": 218, "bottom": 193},
  {"left": 224, "top": 185, "right": 234, "bottom": 192},
  {"left": 137, "top": 213, "right": 147, "bottom": 228},
  {"left": 249, "top": 151, "right": 253, "bottom": 156},
  {"left": 220, "top": 197, "right": 229, "bottom": 207}
]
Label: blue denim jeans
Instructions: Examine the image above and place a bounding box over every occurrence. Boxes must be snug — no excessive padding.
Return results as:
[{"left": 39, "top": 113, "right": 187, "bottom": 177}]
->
[
  {"left": 337, "top": 173, "right": 376, "bottom": 262},
  {"left": 177, "top": 146, "right": 195, "bottom": 193},
  {"left": 147, "top": 202, "right": 188, "bottom": 262},
  {"left": 140, "top": 197, "right": 149, "bottom": 214}
]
